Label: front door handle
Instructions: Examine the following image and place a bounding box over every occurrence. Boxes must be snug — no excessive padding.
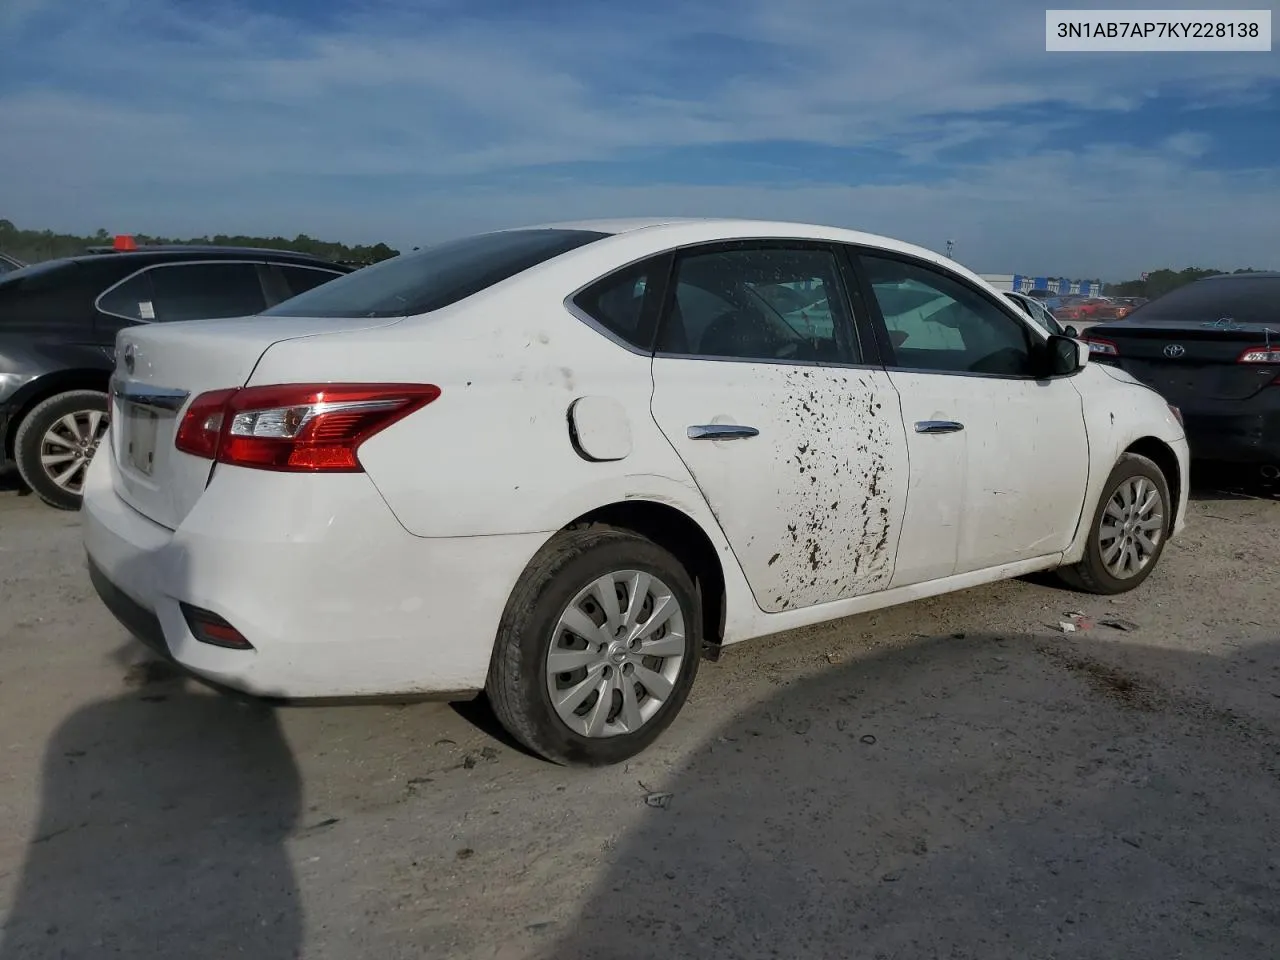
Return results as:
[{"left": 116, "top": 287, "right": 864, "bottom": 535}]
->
[
  {"left": 688, "top": 424, "right": 760, "bottom": 440},
  {"left": 915, "top": 420, "right": 964, "bottom": 434}
]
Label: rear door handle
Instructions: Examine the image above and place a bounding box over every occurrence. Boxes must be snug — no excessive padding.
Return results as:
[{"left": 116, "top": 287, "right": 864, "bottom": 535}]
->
[
  {"left": 688, "top": 424, "right": 760, "bottom": 440},
  {"left": 915, "top": 420, "right": 964, "bottom": 434}
]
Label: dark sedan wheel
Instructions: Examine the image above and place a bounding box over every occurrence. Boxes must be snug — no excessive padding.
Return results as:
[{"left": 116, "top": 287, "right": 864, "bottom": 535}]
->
[{"left": 14, "top": 390, "right": 110, "bottom": 510}]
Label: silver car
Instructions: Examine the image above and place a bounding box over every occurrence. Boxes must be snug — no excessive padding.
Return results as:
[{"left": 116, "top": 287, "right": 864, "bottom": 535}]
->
[{"left": 1004, "top": 290, "right": 1078, "bottom": 338}]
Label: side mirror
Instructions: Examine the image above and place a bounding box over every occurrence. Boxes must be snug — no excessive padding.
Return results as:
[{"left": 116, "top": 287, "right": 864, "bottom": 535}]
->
[
  {"left": 1063, "top": 324, "right": 1079, "bottom": 338},
  {"left": 1046, "top": 334, "right": 1088, "bottom": 376}
]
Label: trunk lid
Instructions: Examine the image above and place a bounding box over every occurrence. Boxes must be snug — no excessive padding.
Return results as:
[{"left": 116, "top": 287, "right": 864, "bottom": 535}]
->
[
  {"left": 109, "top": 315, "right": 403, "bottom": 530},
  {"left": 1088, "top": 319, "right": 1280, "bottom": 404}
]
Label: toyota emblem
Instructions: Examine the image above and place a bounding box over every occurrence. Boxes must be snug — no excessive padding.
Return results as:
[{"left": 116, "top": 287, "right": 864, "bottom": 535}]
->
[
  {"left": 1163, "top": 344, "right": 1185, "bottom": 358},
  {"left": 123, "top": 343, "right": 136, "bottom": 373}
]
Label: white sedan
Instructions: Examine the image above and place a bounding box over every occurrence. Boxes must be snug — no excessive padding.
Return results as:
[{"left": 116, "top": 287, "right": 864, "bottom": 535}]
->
[{"left": 82, "top": 218, "right": 1189, "bottom": 765}]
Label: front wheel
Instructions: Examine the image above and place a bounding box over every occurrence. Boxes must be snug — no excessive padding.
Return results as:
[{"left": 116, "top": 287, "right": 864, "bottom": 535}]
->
[
  {"left": 1058, "top": 452, "right": 1172, "bottom": 595},
  {"left": 13, "top": 390, "right": 110, "bottom": 511},
  {"left": 486, "top": 525, "right": 701, "bottom": 766}
]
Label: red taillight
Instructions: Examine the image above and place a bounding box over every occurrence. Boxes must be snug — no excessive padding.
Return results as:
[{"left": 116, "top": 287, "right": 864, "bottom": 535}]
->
[
  {"left": 1082, "top": 337, "right": 1118, "bottom": 357},
  {"left": 174, "top": 388, "right": 237, "bottom": 459},
  {"left": 175, "top": 383, "right": 441, "bottom": 472},
  {"left": 1237, "top": 345, "right": 1280, "bottom": 364},
  {"left": 113, "top": 234, "right": 137, "bottom": 251}
]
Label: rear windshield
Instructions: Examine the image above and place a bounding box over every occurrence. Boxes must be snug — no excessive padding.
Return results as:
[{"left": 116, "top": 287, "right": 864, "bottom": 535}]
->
[
  {"left": 262, "top": 228, "right": 609, "bottom": 318},
  {"left": 1130, "top": 276, "right": 1280, "bottom": 325}
]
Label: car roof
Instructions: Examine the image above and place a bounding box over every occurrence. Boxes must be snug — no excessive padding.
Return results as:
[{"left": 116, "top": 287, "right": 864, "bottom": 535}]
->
[
  {"left": 73, "top": 245, "right": 348, "bottom": 266},
  {"left": 520, "top": 216, "right": 990, "bottom": 286},
  {"left": 1203, "top": 271, "right": 1280, "bottom": 281}
]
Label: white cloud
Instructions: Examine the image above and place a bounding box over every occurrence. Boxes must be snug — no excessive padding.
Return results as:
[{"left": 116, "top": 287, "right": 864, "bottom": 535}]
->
[
  {"left": 0, "top": 0, "right": 1275, "bottom": 278},
  {"left": 6, "top": 142, "right": 1273, "bottom": 280},
  {"left": 1161, "top": 132, "right": 1212, "bottom": 158}
]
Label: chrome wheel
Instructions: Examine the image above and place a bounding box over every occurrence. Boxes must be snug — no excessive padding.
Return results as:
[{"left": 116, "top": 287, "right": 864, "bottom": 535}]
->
[
  {"left": 39, "top": 409, "right": 108, "bottom": 494},
  {"left": 1098, "top": 475, "right": 1165, "bottom": 580},
  {"left": 545, "top": 570, "right": 687, "bottom": 739}
]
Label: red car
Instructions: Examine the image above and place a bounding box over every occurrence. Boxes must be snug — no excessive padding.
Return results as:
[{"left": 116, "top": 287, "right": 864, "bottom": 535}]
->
[{"left": 1054, "top": 297, "right": 1130, "bottom": 323}]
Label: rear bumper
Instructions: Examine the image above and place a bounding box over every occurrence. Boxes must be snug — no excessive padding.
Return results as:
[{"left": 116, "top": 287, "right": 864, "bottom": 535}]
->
[
  {"left": 81, "top": 451, "right": 552, "bottom": 700},
  {"left": 1181, "top": 397, "right": 1280, "bottom": 464}
]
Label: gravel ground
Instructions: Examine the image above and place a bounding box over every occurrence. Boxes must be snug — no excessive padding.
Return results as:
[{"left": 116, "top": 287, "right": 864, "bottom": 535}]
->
[{"left": 1, "top": 466, "right": 1278, "bottom": 959}]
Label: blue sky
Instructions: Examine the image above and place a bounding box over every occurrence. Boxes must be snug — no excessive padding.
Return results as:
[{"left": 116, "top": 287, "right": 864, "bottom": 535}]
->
[{"left": 1, "top": 0, "right": 1276, "bottom": 279}]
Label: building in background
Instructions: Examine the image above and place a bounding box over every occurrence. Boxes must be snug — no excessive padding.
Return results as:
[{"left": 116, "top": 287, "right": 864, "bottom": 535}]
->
[{"left": 979, "top": 274, "right": 1104, "bottom": 297}]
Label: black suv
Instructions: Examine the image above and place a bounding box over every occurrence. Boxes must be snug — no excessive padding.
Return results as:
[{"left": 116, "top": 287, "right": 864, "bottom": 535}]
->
[{"left": 0, "top": 244, "right": 352, "bottom": 509}]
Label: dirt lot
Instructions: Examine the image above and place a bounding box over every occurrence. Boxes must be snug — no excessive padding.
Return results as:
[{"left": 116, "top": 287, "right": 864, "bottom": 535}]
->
[{"left": 1, "top": 467, "right": 1278, "bottom": 959}]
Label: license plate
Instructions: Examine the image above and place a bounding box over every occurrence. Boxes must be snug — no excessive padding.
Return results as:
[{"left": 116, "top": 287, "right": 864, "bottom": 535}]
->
[{"left": 124, "top": 403, "right": 160, "bottom": 477}]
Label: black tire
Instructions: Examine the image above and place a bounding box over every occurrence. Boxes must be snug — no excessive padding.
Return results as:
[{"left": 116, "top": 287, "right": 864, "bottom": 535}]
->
[
  {"left": 14, "top": 390, "right": 110, "bottom": 511},
  {"left": 487, "top": 524, "right": 702, "bottom": 766},
  {"left": 1058, "top": 452, "right": 1172, "bottom": 595}
]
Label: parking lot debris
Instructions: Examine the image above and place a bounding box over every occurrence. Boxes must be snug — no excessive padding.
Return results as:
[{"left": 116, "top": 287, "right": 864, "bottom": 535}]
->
[
  {"left": 793, "top": 718, "right": 812, "bottom": 735},
  {"left": 860, "top": 734, "right": 877, "bottom": 745},
  {"left": 1057, "top": 613, "right": 1097, "bottom": 632},
  {"left": 825, "top": 651, "right": 841, "bottom": 663},
  {"left": 1101, "top": 618, "right": 1141, "bottom": 632},
  {"left": 644, "top": 792, "right": 674, "bottom": 809}
]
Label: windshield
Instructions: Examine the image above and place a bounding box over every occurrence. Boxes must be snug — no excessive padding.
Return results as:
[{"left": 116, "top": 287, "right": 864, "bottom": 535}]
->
[
  {"left": 262, "top": 228, "right": 609, "bottom": 318},
  {"left": 1127, "top": 276, "right": 1280, "bottom": 326}
]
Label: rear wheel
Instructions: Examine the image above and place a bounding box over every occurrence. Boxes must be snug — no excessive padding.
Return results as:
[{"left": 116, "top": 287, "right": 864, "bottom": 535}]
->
[
  {"left": 1058, "top": 452, "right": 1171, "bottom": 595},
  {"left": 14, "top": 390, "right": 110, "bottom": 511},
  {"left": 487, "top": 525, "right": 701, "bottom": 766}
]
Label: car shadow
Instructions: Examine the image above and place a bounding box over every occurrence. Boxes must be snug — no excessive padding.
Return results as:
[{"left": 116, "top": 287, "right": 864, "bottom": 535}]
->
[
  {"left": 1189, "top": 461, "right": 1280, "bottom": 502},
  {"left": 0, "top": 650, "right": 303, "bottom": 960},
  {"left": 540, "top": 632, "right": 1280, "bottom": 960},
  {"left": 0, "top": 466, "right": 29, "bottom": 495}
]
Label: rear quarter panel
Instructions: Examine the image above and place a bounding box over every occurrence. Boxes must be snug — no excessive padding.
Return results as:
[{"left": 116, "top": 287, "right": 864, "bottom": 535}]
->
[{"left": 245, "top": 255, "right": 728, "bottom": 542}]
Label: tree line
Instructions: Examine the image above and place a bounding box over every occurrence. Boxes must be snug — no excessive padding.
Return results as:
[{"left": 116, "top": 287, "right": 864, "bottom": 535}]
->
[
  {"left": 1105, "top": 267, "right": 1268, "bottom": 299},
  {"left": 0, "top": 219, "right": 400, "bottom": 266}
]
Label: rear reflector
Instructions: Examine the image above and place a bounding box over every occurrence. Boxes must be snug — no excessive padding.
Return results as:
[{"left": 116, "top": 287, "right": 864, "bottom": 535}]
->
[
  {"left": 180, "top": 603, "right": 253, "bottom": 649},
  {"left": 1082, "top": 337, "right": 1118, "bottom": 356},
  {"left": 113, "top": 234, "right": 137, "bottom": 251},
  {"left": 175, "top": 383, "right": 441, "bottom": 472}
]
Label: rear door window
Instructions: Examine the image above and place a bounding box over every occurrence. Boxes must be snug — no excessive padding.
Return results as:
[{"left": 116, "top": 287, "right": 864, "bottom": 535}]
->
[
  {"left": 97, "top": 270, "right": 156, "bottom": 321},
  {"left": 277, "top": 264, "right": 346, "bottom": 298},
  {"left": 655, "top": 244, "right": 858, "bottom": 363},
  {"left": 99, "top": 262, "right": 268, "bottom": 322}
]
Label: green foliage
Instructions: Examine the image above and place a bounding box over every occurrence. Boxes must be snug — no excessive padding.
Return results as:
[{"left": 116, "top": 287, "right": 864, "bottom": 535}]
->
[
  {"left": 0, "top": 218, "right": 399, "bottom": 266},
  {"left": 1106, "top": 266, "right": 1268, "bottom": 299}
]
